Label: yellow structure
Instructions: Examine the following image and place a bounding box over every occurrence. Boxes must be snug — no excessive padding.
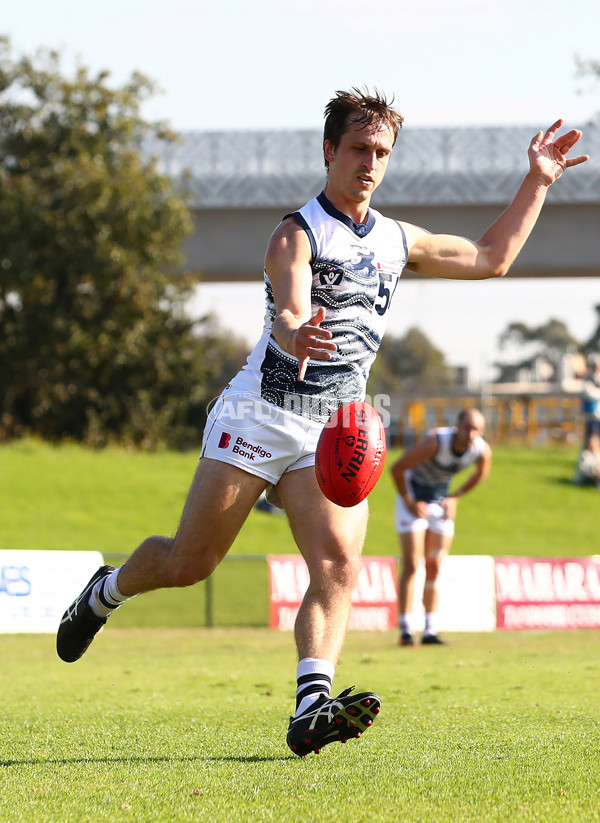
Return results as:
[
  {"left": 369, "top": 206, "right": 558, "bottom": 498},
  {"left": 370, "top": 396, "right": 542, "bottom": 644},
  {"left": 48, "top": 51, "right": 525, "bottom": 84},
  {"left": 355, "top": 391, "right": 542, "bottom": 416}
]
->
[{"left": 397, "top": 394, "right": 582, "bottom": 446}]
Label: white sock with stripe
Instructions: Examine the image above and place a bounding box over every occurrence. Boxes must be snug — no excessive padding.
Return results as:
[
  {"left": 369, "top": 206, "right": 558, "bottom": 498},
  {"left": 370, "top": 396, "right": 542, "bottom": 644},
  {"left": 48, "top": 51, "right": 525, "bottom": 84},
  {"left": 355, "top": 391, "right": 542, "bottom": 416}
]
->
[
  {"left": 89, "top": 568, "right": 131, "bottom": 617},
  {"left": 294, "top": 657, "right": 335, "bottom": 717}
]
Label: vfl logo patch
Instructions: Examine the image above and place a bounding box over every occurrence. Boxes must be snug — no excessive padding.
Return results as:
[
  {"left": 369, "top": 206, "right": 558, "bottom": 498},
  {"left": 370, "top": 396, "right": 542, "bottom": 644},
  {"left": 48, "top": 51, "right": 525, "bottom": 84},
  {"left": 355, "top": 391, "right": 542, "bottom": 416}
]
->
[
  {"left": 319, "top": 265, "right": 344, "bottom": 287},
  {"left": 218, "top": 432, "right": 231, "bottom": 449}
]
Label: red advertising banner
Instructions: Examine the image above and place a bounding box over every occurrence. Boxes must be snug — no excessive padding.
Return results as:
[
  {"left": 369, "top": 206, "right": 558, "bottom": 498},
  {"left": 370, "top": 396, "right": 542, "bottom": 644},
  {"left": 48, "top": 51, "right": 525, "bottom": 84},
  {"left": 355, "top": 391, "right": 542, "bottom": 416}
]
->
[
  {"left": 268, "top": 555, "right": 398, "bottom": 631},
  {"left": 495, "top": 557, "right": 600, "bottom": 629}
]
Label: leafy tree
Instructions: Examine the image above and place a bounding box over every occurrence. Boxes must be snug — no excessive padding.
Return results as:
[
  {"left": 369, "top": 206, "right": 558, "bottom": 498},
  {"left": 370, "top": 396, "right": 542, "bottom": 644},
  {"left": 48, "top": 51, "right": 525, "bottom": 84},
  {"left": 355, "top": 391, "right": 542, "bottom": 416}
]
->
[
  {"left": 0, "top": 38, "right": 211, "bottom": 448},
  {"left": 497, "top": 319, "right": 580, "bottom": 378},
  {"left": 186, "top": 316, "right": 250, "bottom": 432},
  {"left": 369, "top": 326, "right": 453, "bottom": 396}
]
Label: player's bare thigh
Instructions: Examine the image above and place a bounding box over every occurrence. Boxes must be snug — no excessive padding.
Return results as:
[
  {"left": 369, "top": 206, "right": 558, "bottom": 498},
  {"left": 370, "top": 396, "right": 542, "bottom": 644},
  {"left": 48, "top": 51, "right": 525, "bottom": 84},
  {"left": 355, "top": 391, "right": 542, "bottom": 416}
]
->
[
  {"left": 277, "top": 466, "right": 369, "bottom": 573},
  {"left": 170, "top": 456, "right": 268, "bottom": 580}
]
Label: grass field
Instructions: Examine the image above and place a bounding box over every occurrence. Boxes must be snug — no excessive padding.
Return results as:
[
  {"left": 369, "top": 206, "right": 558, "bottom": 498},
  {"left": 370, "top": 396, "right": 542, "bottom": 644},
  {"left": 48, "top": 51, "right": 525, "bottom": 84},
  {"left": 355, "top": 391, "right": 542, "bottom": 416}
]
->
[
  {"left": 2, "top": 629, "right": 600, "bottom": 822},
  {"left": 0, "top": 437, "right": 596, "bottom": 559},
  {"left": 1, "top": 439, "right": 599, "bottom": 822}
]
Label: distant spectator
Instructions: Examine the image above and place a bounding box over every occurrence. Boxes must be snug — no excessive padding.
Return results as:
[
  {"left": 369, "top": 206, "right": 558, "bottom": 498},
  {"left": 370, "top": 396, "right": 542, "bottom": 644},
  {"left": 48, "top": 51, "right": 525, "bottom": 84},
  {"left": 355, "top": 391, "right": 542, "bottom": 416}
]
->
[
  {"left": 572, "top": 433, "right": 600, "bottom": 489},
  {"left": 581, "top": 355, "right": 600, "bottom": 447},
  {"left": 390, "top": 408, "right": 492, "bottom": 646}
]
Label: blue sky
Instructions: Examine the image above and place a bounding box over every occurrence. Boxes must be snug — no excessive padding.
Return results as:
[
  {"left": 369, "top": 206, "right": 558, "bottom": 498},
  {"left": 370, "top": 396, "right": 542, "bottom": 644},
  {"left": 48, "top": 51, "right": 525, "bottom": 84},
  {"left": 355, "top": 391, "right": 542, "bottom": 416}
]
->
[{"left": 4, "top": 0, "right": 600, "bottom": 380}]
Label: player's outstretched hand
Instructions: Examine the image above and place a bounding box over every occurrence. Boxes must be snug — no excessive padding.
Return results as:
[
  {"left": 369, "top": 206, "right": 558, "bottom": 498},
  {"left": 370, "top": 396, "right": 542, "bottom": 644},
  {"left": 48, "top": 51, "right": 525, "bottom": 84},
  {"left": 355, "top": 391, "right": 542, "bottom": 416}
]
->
[
  {"left": 296, "top": 307, "right": 336, "bottom": 381},
  {"left": 528, "top": 120, "right": 589, "bottom": 184}
]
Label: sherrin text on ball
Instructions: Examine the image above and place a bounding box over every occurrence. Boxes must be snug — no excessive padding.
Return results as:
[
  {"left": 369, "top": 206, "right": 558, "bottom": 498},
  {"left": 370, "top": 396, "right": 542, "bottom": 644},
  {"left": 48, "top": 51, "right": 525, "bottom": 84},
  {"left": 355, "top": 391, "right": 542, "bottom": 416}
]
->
[{"left": 315, "top": 401, "right": 387, "bottom": 507}]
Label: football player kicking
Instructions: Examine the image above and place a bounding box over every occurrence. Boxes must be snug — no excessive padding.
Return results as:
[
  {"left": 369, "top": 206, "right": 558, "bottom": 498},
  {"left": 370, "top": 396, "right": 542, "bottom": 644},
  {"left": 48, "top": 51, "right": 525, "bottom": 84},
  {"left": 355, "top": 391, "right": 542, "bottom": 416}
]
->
[{"left": 57, "top": 88, "right": 588, "bottom": 757}]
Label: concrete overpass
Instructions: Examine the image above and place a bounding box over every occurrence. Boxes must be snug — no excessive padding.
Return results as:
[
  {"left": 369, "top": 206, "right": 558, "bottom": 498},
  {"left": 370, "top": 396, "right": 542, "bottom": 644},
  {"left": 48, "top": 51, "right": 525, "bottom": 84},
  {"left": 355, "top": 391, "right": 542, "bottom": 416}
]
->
[{"left": 152, "top": 124, "right": 600, "bottom": 281}]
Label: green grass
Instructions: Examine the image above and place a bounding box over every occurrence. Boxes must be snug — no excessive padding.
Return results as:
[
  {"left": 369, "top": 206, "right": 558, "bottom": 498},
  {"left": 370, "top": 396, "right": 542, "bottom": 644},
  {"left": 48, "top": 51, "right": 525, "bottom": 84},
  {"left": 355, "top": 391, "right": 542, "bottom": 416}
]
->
[
  {"left": 2, "top": 440, "right": 600, "bottom": 820},
  {"left": 2, "top": 629, "right": 600, "bottom": 822},
  {"left": 0, "top": 438, "right": 597, "bottom": 629},
  {"left": 0, "top": 437, "right": 595, "bottom": 558},
  {"left": 0, "top": 438, "right": 198, "bottom": 553}
]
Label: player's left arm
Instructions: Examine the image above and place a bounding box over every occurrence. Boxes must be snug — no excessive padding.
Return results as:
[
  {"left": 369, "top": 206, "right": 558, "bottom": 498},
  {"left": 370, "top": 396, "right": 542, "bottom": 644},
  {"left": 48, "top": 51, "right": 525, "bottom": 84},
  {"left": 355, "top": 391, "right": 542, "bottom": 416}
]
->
[{"left": 402, "top": 121, "right": 588, "bottom": 281}]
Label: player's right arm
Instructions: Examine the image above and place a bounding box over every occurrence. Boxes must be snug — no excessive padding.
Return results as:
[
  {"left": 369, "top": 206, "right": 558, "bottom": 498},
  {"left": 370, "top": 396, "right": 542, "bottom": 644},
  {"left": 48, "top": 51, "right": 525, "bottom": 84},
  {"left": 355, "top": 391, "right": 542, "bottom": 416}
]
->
[
  {"left": 390, "top": 432, "right": 438, "bottom": 518},
  {"left": 265, "top": 217, "right": 336, "bottom": 380}
]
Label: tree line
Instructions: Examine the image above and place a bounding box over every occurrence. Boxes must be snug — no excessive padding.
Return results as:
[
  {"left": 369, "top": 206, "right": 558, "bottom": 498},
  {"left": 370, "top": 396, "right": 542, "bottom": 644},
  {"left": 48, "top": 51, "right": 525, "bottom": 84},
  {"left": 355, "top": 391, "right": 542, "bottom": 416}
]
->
[{"left": 0, "top": 38, "right": 247, "bottom": 448}]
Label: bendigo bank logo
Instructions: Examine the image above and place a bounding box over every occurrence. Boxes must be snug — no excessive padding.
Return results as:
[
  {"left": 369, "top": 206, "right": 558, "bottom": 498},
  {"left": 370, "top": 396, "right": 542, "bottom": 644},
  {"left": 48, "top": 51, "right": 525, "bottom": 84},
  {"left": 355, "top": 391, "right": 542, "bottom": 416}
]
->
[{"left": 218, "top": 432, "right": 272, "bottom": 462}]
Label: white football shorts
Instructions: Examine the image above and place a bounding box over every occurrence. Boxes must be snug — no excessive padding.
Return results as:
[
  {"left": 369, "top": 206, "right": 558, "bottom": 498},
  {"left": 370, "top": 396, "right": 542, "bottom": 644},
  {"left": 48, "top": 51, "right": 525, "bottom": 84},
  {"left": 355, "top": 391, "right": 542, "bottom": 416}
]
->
[
  {"left": 200, "top": 392, "right": 322, "bottom": 484},
  {"left": 394, "top": 495, "right": 455, "bottom": 537}
]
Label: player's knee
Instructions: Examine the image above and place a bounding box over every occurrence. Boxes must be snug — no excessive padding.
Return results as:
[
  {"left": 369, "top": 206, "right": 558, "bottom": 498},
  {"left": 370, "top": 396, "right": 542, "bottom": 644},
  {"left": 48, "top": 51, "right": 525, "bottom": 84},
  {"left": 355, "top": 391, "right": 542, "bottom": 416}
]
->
[
  {"left": 315, "top": 552, "right": 362, "bottom": 591},
  {"left": 402, "top": 556, "right": 419, "bottom": 577},
  {"left": 424, "top": 561, "right": 442, "bottom": 585},
  {"left": 336, "top": 552, "right": 362, "bottom": 589}
]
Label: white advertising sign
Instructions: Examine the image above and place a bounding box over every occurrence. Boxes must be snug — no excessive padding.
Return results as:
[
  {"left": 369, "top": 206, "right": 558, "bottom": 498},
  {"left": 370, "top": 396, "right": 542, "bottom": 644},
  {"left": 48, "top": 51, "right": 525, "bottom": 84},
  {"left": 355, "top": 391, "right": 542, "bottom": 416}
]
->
[
  {"left": 0, "top": 550, "right": 104, "bottom": 634},
  {"left": 268, "top": 554, "right": 496, "bottom": 633},
  {"left": 411, "top": 555, "right": 497, "bottom": 632}
]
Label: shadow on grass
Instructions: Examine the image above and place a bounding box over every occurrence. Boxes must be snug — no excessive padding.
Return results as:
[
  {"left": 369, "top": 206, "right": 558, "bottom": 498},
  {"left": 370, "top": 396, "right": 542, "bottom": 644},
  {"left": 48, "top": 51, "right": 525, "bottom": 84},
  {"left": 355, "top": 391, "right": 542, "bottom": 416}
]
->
[
  {"left": 546, "top": 475, "right": 596, "bottom": 487},
  {"left": 0, "top": 754, "right": 294, "bottom": 767}
]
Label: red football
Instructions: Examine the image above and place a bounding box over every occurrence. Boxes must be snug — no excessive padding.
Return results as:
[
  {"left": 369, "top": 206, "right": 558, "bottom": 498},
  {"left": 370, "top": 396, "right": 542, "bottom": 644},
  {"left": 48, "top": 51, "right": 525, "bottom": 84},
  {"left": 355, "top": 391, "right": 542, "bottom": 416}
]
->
[{"left": 315, "top": 402, "right": 387, "bottom": 507}]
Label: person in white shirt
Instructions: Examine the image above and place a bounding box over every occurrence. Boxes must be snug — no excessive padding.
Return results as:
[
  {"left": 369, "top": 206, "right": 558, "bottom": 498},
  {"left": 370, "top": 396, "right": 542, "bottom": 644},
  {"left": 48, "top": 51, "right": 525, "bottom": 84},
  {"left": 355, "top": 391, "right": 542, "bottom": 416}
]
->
[
  {"left": 391, "top": 408, "right": 492, "bottom": 645},
  {"left": 57, "top": 88, "right": 587, "bottom": 757}
]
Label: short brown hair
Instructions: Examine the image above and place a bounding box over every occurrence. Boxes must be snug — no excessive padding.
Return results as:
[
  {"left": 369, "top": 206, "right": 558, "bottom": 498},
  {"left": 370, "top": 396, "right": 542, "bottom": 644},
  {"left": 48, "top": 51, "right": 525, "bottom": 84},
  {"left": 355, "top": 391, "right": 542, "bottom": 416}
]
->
[{"left": 323, "top": 86, "right": 404, "bottom": 169}]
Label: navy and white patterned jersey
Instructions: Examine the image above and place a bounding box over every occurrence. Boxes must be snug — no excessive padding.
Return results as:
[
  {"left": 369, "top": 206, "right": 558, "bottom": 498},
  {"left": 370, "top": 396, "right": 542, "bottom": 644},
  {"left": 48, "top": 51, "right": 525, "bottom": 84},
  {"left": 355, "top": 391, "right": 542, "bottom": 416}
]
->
[
  {"left": 408, "top": 427, "right": 487, "bottom": 503},
  {"left": 228, "top": 192, "right": 408, "bottom": 423}
]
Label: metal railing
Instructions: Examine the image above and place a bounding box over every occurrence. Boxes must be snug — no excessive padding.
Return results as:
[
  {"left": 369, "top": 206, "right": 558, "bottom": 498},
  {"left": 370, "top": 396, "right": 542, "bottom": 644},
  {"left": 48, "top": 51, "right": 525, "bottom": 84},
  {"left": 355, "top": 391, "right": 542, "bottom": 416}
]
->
[
  {"left": 146, "top": 123, "right": 600, "bottom": 209},
  {"left": 104, "top": 552, "right": 268, "bottom": 628}
]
